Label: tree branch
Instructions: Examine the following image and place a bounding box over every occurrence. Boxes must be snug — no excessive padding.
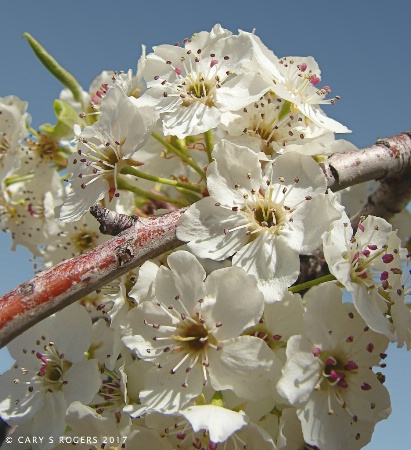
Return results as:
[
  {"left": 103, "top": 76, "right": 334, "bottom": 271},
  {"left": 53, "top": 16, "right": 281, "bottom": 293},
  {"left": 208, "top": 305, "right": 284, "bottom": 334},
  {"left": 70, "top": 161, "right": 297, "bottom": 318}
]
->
[
  {"left": 0, "top": 209, "right": 185, "bottom": 347},
  {"left": 0, "top": 131, "right": 410, "bottom": 348},
  {"left": 320, "top": 131, "right": 411, "bottom": 191}
]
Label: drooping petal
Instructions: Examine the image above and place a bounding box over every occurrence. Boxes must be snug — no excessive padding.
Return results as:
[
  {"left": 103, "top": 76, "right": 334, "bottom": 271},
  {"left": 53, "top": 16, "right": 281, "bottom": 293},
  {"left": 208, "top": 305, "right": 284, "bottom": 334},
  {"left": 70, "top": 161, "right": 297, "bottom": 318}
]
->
[{"left": 181, "top": 405, "right": 248, "bottom": 443}]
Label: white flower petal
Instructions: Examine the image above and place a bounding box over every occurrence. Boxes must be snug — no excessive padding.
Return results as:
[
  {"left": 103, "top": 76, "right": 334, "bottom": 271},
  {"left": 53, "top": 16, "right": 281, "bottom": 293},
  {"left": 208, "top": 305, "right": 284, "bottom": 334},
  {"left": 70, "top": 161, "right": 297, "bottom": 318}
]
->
[
  {"left": 63, "top": 359, "right": 102, "bottom": 405},
  {"left": 277, "top": 335, "right": 321, "bottom": 405},
  {"left": 233, "top": 233, "right": 300, "bottom": 303},
  {"left": 138, "top": 362, "right": 203, "bottom": 413},
  {"left": 181, "top": 405, "right": 248, "bottom": 443},
  {"left": 299, "top": 103, "right": 351, "bottom": 133},
  {"left": 208, "top": 336, "right": 275, "bottom": 400},
  {"left": 353, "top": 285, "right": 394, "bottom": 340},
  {"left": 203, "top": 266, "right": 264, "bottom": 340},
  {"left": 177, "top": 197, "right": 248, "bottom": 260},
  {"left": 207, "top": 140, "right": 262, "bottom": 205}
]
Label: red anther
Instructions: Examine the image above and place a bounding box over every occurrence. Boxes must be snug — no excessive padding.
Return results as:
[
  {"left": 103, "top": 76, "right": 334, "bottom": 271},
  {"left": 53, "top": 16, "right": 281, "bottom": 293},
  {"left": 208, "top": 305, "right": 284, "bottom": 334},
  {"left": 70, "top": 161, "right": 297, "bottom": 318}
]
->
[
  {"left": 326, "top": 356, "right": 337, "bottom": 366},
  {"left": 337, "top": 379, "right": 349, "bottom": 388},
  {"left": 36, "top": 352, "right": 48, "bottom": 364},
  {"left": 382, "top": 254, "right": 394, "bottom": 264},
  {"left": 310, "top": 74, "right": 321, "bottom": 86},
  {"left": 344, "top": 360, "right": 358, "bottom": 371},
  {"left": 380, "top": 271, "right": 389, "bottom": 281},
  {"left": 312, "top": 347, "right": 321, "bottom": 357}
]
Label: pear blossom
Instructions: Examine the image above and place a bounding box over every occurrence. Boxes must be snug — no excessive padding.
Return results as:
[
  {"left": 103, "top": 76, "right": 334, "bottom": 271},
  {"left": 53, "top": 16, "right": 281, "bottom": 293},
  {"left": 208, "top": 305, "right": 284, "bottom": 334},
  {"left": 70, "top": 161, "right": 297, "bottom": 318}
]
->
[
  {"left": 177, "top": 140, "right": 343, "bottom": 301},
  {"left": 0, "top": 304, "right": 101, "bottom": 445},
  {"left": 0, "top": 164, "right": 62, "bottom": 256},
  {"left": 53, "top": 401, "right": 171, "bottom": 450},
  {"left": 340, "top": 181, "right": 411, "bottom": 250},
  {"left": 277, "top": 283, "right": 391, "bottom": 450},
  {"left": 42, "top": 209, "right": 108, "bottom": 266},
  {"left": 240, "top": 31, "right": 350, "bottom": 134},
  {"left": 60, "top": 84, "right": 158, "bottom": 222},
  {"left": 220, "top": 92, "right": 333, "bottom": 158},
  {"left": 144, "top": 407, "right": 276, "bottom": 450},
  {"left": 138, "top": 24, "right": 271, "bottom": 138},
  {"left": 0, "top": 96, "right": 31, "bottom": 177},
  {"left": 123, "top": 250, "right": 276, "bottom": 413},
  {"left": 0, "top": 23, "right": 407, "bottom": 450},
  {"left": 323, "top": 213, "right": 407, "bottom": 340},
  {"left": 272, "top": 56, "right": 350, "bottom": 133}
]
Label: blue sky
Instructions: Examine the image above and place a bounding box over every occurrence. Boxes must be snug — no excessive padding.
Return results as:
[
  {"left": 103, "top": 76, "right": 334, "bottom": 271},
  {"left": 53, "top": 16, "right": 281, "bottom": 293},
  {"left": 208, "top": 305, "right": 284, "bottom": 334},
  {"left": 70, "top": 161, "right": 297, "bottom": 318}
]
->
[{"left": 0, "top": 1, "right": 410, "bottom": 448}]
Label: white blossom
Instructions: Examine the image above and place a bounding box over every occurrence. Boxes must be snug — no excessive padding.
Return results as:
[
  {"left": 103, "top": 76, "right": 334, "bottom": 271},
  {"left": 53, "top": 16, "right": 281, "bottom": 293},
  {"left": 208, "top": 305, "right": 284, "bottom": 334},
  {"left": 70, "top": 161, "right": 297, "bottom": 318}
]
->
[
  {"left": 240, "top": 31, "right": 350, "bottom": 134},
  {"left": 0, "top": 95, "right": 31, "bottom": 177},
  {"left": 277, "top": 283, "right": 391, "bottom": 450},
  {"left": 177, "top": 140, "right": 343, "bottom": 301},
  {"left": 138, "top": 24, "right": 270, "bottom": 138},
  {"left": 60, "top": 85, "right": 158, "bottom": 222},
  {"left": 0, "top": 304, "right": 101, "bottom": 445},
  {"left": 123, "top": 250, "right": 276, "bottom": 413},
  {"left": 323, "top": 213, "right": 407, "bottom": 340}
]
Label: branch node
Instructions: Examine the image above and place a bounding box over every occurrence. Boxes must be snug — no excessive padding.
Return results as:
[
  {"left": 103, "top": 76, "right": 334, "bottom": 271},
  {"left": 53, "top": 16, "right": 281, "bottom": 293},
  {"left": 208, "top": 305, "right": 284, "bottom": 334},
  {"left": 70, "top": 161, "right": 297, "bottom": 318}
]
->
[{"left": 89, "top": 204, "right": 137, "bottom": 236}]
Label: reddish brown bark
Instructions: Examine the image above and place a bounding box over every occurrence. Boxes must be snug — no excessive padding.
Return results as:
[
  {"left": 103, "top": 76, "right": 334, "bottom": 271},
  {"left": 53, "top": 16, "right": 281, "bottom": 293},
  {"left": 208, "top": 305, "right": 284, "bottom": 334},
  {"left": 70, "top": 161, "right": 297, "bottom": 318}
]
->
[
  {"left": 0, "top": 209, "right": 185, "bottom": 347},
  {"left": 0, "top": 132, "right": 410, "bottom": 348}
]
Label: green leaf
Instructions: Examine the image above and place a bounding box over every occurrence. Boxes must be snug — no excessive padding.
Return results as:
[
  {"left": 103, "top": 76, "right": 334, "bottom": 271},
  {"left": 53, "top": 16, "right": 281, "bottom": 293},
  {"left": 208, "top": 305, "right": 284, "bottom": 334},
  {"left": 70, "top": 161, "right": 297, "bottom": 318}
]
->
[
  {"left": 40, "top": 99, "right": 84, "bottom": 139},
  {"left": 22, "top": 32, "right": 84, "bottom": 106}
]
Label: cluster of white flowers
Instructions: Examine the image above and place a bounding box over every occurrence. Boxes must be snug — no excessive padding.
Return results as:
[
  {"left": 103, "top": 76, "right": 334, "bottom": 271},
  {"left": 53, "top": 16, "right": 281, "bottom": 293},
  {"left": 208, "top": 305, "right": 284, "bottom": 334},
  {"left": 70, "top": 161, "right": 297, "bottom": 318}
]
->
[{"left": 0, "top": 24, "right": 410, "bottom": 450}]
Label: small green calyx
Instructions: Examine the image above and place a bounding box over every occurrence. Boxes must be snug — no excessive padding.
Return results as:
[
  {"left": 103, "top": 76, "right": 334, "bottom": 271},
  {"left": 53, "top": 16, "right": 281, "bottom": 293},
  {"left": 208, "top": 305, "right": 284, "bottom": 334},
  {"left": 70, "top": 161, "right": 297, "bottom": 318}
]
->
[
  {"left": 210, "top": 391, "right": 224, "bottom": 407},
  {"left": 40, "top": 99, "right": 84, "bottom": 139}
]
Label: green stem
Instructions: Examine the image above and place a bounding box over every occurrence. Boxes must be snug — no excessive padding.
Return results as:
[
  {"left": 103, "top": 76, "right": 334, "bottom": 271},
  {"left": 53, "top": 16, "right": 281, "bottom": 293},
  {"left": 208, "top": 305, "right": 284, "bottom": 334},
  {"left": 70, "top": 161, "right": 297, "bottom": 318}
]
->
[
  {"left": 288, "top": 274, "right": 337, "bottom": 293},
  {"left": 22, "top": 33, "right": 85, "bottom": 108},
  {"left": 151, "top": 132, "right": 206, "bottom": 180},
  {"left": 4, "top": 174, "right": 35, "bottom": 187},
  {"left": 117, "top": 177, "right": 188, "bottom": 207},
  {"left": 120, "top": 166, "right": 202, "bottom": 193},
  {"left": 27, "top": 126, "right": 39, "bottom": 138},
  {"left": 204, "top": 129, "right": 214, "bottom": 163}
]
